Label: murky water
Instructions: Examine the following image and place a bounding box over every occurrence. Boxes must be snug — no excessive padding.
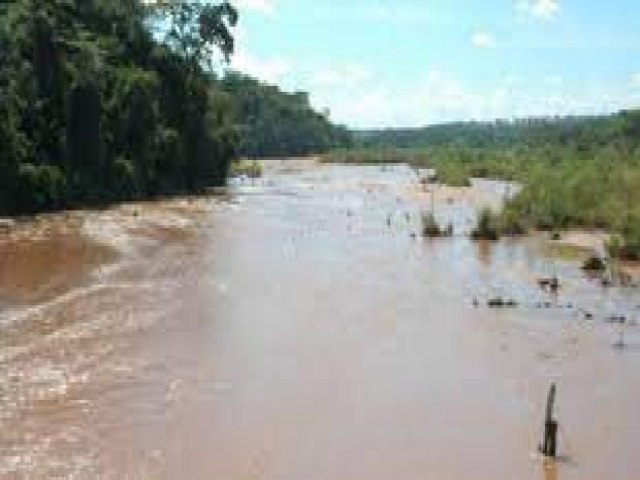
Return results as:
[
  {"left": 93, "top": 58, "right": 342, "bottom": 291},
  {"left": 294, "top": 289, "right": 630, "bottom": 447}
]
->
[{"left": 1, "top": 160, "right": 639, "bottom": 479}]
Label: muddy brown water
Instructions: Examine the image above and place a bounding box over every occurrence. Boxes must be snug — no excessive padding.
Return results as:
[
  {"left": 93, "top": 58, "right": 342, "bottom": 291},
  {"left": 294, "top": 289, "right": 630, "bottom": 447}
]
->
[{"left": 1, "top": 161, "right": 640, "bottom": 479}]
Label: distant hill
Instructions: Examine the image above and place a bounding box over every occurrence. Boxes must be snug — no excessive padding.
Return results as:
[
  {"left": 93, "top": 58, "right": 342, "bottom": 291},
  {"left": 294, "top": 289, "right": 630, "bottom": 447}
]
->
[{"left": 353, "top": 112, "right": 638, "bottom": 150}]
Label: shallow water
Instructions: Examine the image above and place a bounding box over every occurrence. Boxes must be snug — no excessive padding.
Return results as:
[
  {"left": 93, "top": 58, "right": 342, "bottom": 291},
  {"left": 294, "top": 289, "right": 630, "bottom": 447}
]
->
[{"left": 1, "top": 161, "right": 639, "bottom": 479}]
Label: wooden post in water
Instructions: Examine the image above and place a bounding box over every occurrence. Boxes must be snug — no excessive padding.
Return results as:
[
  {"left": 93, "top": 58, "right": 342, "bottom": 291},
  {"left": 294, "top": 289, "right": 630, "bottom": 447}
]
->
[
  {"left": 541, "top": 383, "right": 558, "bottom": 458},
  {"left": 430, "top": 186, "right": 435, "bottom": 215}
]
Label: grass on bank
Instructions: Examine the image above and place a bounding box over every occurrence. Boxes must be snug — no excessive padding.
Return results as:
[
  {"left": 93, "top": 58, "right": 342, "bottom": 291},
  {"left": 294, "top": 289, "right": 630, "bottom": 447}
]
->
[
  {"left": 421, "top": 212, "right": 453, "bottom": 238},
  {"left": 229, "top": 159, "right": 263, "bottom": 178},
  {"left": 470, "top": 207, "right": 501, "bottom": 241}
]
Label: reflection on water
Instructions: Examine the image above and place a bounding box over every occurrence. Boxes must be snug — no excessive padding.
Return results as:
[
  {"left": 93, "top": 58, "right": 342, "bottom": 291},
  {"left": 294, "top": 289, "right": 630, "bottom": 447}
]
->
[
  {"left": 0, "top": 231, "right": 115, "bottom": 306},
  {"left": 1, "top": 160, "right": 639, "bottom": 479},
  {"left": 475, "top": 239, "right": 494, "bottom": 266},
  {"left": 543, "top": 459, "right": 559, "bottom": 480}
]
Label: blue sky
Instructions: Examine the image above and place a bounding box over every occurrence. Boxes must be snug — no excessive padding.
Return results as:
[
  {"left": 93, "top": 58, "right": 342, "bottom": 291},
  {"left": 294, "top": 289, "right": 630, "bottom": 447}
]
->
[{"left": 228, "top": 0, "right": 640, "bottom": 128}]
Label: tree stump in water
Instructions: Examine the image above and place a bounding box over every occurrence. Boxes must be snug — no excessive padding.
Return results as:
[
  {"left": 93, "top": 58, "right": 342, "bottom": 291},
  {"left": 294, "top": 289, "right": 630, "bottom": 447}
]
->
[
  {"left": 540, "top": 383, "right": 558, "bottom": 458},
  {"left": 542, "top": 419, "right": 558, "bottom": 458}
]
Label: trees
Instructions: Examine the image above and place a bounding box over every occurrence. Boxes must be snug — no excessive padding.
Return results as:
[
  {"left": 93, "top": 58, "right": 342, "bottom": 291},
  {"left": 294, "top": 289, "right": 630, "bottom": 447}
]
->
[
  {"left": 151, "top": 1, "right": 238, "bottom": 69},
  {"left": 0, "top": 1, "right": 352, "bottom": 214},
  {"left": 0, "top": 0, "right": 239, "bottom": 214},
  {"left": 221, "top": 72, "right": 352, "bottom": 159}
]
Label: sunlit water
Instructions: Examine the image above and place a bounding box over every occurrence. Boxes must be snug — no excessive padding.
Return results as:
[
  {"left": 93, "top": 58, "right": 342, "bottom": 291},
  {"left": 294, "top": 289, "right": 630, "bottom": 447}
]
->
[{"left": 1, "top": 161, "right": 639, "bottom": 479}]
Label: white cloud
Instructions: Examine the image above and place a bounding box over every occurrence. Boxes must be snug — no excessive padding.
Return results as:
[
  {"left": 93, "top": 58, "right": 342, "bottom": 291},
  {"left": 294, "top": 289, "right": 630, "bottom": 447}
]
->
[
  {"left": 232, "top": 0, "right": 275, "bottom": 16},
  {"left": 471, "top": 31, "right": 496, "bottom": 49},
  {"left": 516, "top": 0, "right": 561, "bottom": 21},
  {"left": 630, "top": 73, "right": 640, "bottom": 89},
  {"left": 308, "top": 64, "right": 373, "bottom": 88}
]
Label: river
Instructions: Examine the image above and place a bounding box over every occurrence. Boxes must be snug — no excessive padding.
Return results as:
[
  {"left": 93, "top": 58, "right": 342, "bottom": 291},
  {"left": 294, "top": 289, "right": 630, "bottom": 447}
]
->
[{"left": 1, "top": 160, "right": 639, "bottom": 479}]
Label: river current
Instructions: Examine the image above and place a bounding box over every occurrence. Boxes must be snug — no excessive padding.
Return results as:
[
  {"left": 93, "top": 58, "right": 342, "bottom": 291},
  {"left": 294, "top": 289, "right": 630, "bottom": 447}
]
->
[{"left": 1, "top": 160, "right": 639, "bottom": 479}]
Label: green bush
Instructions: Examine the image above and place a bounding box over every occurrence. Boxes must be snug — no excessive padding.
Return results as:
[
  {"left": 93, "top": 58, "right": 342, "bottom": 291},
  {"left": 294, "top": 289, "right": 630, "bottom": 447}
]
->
[
  {"left": 500, "top": 206, "right": 527, "bottom": 235},
  {"left": 421, "top": 212, "right": 448, "bottom": 237},
  {"left": 582, "top": 255, "right": 607, "bottom": 271},
  {"left": 608, "top": 220, "right": 640, "bottom": 260},
  {"left": 471, "top": 207, "right": 500, "bottom": 241},
  {"left": 230, "top": 159, "right": 262, "bottom": 178},
  {"left": 16, "top": 164, "right": 67, "bottom": 212}
]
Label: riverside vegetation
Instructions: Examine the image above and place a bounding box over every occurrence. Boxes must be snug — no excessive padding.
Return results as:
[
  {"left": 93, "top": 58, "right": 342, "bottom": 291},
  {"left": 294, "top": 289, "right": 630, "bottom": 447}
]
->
[
  {"left": 324, "top": 112, "right": 640, "bottom": 259},
  {"left": 3, "top": 1, "right": 639, "bottom": 260},
  {"left": 0, "top": 1, "right": 349, "bottom": 216}
]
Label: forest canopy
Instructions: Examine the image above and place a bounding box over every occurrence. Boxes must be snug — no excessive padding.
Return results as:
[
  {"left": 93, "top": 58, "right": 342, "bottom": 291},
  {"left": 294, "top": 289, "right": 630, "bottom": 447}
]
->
[{"left": 0, "top": 0, "right": 348, "bottom": 215}]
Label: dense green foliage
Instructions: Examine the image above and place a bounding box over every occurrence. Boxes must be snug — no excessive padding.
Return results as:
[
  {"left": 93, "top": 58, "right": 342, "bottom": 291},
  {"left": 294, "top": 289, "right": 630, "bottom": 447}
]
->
[
  {"left": 354, "top": 116, "right": 624, "bottom": 150},
  {"left": 325, "top": 112, "right": 640, "bottom": 258},
  {"left": 0, "top": 1, "right": 348, "bottom": 215},
  {"left": 229, "top": 158, "right": 262, "bottom": 178},
  {"left": 0, "top": 0, "right": 241, "bottom": 214},
  {"left": 221, "top": 72, "right": 352, "bottom": 158}
]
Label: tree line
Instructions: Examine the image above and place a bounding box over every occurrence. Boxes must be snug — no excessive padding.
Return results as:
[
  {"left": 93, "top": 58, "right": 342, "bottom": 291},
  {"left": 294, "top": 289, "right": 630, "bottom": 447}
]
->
[
  {"left": 0, "top": 0, "right": 349, "bottom": 215},
  {"left": 353, "top": 114, "right": 635, "bottom": 151}
]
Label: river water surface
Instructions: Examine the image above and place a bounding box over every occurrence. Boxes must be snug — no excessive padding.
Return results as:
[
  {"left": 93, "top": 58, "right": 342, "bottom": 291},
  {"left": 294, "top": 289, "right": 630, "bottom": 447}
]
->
[{"left": 1, "top": 160, "right": 640, "bottom": 479}]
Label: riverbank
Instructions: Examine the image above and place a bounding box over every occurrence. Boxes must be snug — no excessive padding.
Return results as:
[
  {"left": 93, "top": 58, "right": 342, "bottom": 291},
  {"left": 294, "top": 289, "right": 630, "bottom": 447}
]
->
[{"left": 323, "top": 148, "right": 640, "bottom": 260}]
